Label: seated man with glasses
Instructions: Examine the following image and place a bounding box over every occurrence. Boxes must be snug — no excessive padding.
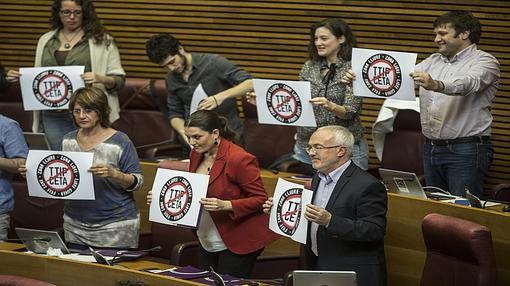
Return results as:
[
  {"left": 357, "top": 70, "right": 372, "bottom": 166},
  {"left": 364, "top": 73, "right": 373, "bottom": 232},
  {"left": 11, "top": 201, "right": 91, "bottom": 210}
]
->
[{"left": 263, "top": 125, "right": 387, "bottom": 286}]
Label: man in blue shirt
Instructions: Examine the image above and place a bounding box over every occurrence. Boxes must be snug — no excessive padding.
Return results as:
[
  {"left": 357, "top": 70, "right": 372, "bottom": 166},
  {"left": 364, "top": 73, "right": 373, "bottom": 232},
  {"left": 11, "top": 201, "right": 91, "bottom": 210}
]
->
[{"left": 0, "top": 114, "right": 29, "bottom": 240}]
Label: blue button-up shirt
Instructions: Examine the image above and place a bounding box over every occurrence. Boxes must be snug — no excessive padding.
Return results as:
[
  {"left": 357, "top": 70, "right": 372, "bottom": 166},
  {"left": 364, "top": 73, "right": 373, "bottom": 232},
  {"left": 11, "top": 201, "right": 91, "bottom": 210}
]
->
[
  {"left": 0, "top": 115, "right": 28, "bottom": 214},
  {"left": 310, "top": 160, "right": 351, "bottom": 255}
]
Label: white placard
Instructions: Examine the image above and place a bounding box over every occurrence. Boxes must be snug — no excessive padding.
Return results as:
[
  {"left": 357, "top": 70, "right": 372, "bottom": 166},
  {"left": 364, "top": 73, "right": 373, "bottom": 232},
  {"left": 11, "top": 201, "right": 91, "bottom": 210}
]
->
[
  {"left": 149, "top": 168, "right": 209, "bottom": 229},
  {"left": 19, "top": 66, "right": 85, "bottom": 110},
  {"left": 254, "top": 79, "right": 317, "bottom": 127},
  {"left": 269, "top": 178, "right": 313, "bottom": 244},
  {"left": 352, "top": 48, "right": 417, "bottom": 101},
  {"left": 189, "top": 83, "right": 208, "bottom": 114},
  {"left": 25, "top": 150, "right": 94, "bottom": 200}
]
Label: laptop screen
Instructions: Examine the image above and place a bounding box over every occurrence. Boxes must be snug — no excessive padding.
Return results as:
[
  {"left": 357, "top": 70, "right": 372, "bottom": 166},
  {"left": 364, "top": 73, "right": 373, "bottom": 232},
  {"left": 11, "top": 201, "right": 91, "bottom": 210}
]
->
[
  {"left": 23, "top": 132, "right": 50, "bottom": 150},
  {"left": 378, "top": 168, "right": 427, "bottom": 199},
  {"left": 15, "top": 227, "right": 70, "bottom": 254},
  {"left": 293, "top": 270, "right": 357, "bottom": 286}
]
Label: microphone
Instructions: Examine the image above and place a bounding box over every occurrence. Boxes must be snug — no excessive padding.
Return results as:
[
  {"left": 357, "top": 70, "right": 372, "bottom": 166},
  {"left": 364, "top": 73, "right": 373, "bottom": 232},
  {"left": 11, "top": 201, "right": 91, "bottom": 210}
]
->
[
  {"left": 140, "top": 245, "right": 162, "bottom": 252},
  {"left": 89, "top": 245, "right": 163, "bottom": 265}
]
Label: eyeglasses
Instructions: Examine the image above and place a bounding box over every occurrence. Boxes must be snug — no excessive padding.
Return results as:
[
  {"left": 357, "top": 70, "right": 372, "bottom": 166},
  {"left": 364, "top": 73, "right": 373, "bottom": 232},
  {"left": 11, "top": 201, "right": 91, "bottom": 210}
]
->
[
  {"left": 71, "top": 108, "right": 95, "bottom": 116},
  {"left": 60, "top": 9, "right": 83, "bottom": 17},
  {"left": 306, "top": 144, "right": 342, "bottom": 153}
]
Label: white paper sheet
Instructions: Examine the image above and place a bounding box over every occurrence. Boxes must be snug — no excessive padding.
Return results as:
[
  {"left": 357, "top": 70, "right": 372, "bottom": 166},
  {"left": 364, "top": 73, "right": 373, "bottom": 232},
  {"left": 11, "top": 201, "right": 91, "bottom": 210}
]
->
[
  {"left": 19, "top": 66, "right": 85, "bottom": 110},
  {"left": 149, "top": 168, "right": 209, "bottom": 229},
  {"left": 254, "top": 79, "right": 316, "bottom": 127},
  {"left": 25, "top": 150, "right": 94, "bottom": 200},
  {"left": 352, "top": 48, "right": 417, "bottom": 101},
  {"left": 189, "top": 83, "right": 208, "bottom": 114},
  {"left": 269, "top": 178, "right": 313, "bottom": 244}
]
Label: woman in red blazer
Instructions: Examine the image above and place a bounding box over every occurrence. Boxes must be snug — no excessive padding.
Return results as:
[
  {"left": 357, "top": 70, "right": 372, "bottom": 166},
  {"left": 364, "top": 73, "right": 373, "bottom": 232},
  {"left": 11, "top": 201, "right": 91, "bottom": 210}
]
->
[{"left": 185, "top": 110, "right": 278, "bottom": 278}]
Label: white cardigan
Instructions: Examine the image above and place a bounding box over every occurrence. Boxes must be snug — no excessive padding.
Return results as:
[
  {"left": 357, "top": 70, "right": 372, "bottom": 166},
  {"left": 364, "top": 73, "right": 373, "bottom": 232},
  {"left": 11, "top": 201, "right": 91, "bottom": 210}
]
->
[{"left": 33, "top": 30, "right": 125, "bottom": 132}]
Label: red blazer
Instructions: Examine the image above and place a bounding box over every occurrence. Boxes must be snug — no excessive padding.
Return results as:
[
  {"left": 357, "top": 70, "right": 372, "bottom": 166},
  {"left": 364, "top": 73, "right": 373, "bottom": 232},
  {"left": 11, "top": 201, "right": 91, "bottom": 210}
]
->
[{"left": 189, "top": 139, "right": 279, "bottom": 254}]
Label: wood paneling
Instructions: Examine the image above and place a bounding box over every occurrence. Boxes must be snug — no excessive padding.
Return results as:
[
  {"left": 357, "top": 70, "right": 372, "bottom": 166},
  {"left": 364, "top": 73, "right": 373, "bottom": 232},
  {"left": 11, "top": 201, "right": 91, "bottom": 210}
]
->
[{"left": 0, "top": 0, "right": 509, "bottom": 188}]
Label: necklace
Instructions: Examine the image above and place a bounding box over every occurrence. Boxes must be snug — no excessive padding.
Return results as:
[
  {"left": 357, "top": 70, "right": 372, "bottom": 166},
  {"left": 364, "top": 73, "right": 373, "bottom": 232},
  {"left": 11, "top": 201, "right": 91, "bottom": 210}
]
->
[{"left": 61, "top": 28, "right": 82, "bottom": 49}]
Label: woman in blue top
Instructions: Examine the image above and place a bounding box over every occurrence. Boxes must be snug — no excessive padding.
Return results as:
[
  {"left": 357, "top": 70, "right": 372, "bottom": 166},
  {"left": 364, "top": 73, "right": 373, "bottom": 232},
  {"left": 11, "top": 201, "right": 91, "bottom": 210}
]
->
[{"left": 64, "top": 87, "right": 143, "bottom": 248}]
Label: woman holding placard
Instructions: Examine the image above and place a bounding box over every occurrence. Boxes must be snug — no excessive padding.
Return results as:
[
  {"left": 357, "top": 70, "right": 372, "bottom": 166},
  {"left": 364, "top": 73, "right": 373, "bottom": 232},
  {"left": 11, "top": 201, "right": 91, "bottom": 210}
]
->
[
  {"left": 247, "top": 18, "right": 367, "bottom": 174},
  {"left": 148, "top": 110, "right": 277, "bottom": 278},
  {"left": 63, "top": 87, "right": 142, "bottom": 248},
  {"left": 17, "top": 87, "right": 143, "bottom": 248},
  {"left": 6, "top": 0, "right": 125, "bottom": 151}
]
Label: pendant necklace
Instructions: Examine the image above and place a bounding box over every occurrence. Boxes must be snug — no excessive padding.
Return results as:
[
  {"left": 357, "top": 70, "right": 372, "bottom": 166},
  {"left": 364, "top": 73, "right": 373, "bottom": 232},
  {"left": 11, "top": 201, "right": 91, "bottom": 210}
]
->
[{"left": 62, "top": 28, "right": 82, "bottom": 49}]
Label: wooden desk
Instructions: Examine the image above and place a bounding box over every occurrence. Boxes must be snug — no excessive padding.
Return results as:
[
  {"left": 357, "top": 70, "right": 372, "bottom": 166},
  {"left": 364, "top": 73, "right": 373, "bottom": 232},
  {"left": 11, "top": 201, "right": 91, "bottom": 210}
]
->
[
  {"left": 136, "top": 163, "right": 510, "bottom": 286},
  {"left": 0, "top": 245, "right": 203, "bottom": 286}
]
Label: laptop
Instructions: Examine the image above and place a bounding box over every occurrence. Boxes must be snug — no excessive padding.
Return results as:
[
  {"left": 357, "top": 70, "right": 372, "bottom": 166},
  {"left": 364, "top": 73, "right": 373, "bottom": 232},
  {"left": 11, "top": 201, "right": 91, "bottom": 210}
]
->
[
  {"left": 15, "top": 227, "right": 70, "bottom": 254},
  {"left": 293, "top": 270, "right": 357, "bottom": 286},
  {"left": 23, "top": 132, "right": 51, "bottom": 150},
  {"left": 378, "top": 168, "right": 455, "bottom": 200}
]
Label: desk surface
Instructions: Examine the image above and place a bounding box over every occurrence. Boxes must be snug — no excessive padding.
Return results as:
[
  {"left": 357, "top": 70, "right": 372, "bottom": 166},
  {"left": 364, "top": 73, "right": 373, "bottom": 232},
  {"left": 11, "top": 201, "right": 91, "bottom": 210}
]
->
[{"left": 0, "top": 245, "right": 204, "bottom": 286}]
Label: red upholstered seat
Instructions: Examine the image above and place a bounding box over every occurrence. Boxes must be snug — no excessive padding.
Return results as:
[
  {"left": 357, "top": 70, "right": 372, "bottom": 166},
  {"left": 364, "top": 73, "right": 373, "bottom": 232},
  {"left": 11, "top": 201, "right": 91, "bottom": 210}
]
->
[
  {"left": 369, "top": 109, "right": 424, "bottom": 179},
  {"left": 420, "top": 213, "right": 497, "bottom": 286},
  {"left": 0, "top": 275, "right": 56, "bottom": 286},
  {"left": 0, "top": 82, "right": 32, "bottom": 131},
  {"left": 8, "top": 174, "right": 64, "bottom": 239},
  {"left": 141, "top": 159, "right": 197, "bottom": 262},
  {"left": 241, "top": 96, "right": 296, "bottom": 169},
  {"left": 112, "top": 78, "right": 182, "bottom": 159},
  {"left": 489, "top": 183, "right": 510, "bottom": 202}
]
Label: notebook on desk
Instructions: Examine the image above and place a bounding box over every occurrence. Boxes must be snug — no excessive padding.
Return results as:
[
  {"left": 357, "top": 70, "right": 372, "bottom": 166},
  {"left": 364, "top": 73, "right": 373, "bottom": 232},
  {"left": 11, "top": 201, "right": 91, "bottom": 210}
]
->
[
  {"left": 293, "top": 270, "right": 357, "bottom": 286},
  {"left": 23, "top": 132, "right": 50, "bottom": 150},
  {"left": 15, "top": 227, "right": 70, "bottom": 254},
  {"left": 379, "top": 168, "right": 456, "bottom": 200}
]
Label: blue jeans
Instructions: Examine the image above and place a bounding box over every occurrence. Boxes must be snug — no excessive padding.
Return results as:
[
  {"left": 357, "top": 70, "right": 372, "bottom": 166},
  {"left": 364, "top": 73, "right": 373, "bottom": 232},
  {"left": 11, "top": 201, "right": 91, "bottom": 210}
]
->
[
  {"left": 41, "top": 110, "right": 77, "bottom": 151},
  {"left": 0, "top": 213, "right": 9, "bottom": 241},
  {"left": 424, "top": 140, "right": 493, "bottom": 197},
  {"left": 293, "top": 138, "right": 369, "bottom": 170}
]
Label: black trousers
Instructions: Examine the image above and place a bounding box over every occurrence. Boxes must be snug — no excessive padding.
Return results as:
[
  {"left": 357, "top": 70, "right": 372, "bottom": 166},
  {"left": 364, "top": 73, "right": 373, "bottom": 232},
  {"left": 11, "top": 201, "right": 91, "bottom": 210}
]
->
[{"left": 198, "top": 244, "right": 263, "bottom": 278}]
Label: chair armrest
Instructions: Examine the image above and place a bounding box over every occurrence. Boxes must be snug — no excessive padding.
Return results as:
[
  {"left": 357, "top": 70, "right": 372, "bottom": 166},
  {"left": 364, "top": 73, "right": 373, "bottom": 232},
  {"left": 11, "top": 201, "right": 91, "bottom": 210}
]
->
[
  {"left": 144, "top": 143, "right": 183, "bottom": 159},
  {"left": 367, "top": 166, "right": 381, "bottom": 179},
  {"left": 252, "top": 254, "right": 302, "bottom": 280},
  {"left": 491, "top": 183, "right": 510, "bottom": 202},
  {"left": 134, "top": 139, "right": 182, "bottom": 159},
  {"left": 170, "top": 240, "right": 200, "bottom": 266},
  {"left": 283, "top": 271, "right": 293, "bottom": 286}
]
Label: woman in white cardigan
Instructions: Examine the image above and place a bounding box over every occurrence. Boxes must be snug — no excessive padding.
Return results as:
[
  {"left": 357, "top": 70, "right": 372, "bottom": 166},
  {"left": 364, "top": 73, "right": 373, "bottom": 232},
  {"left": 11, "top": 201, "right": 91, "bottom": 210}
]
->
[{"left": 7, "top": 0, "right": 125, "bottom": 150}]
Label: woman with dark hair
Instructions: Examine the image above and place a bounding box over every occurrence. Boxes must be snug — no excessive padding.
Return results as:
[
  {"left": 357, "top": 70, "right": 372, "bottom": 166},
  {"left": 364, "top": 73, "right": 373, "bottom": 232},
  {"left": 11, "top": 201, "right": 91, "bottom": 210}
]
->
[
  {"left": 148, "top": 110, "right": 277, "bottom": 278},
  {"left": 19, "top": 87, "right": 143, "bottom": 248},
  {"left": 248, "top": 18, "right": 367, "bottom": 174},
  {"left": 7, "top": 0, "right": 125, "bottom": 151}
]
